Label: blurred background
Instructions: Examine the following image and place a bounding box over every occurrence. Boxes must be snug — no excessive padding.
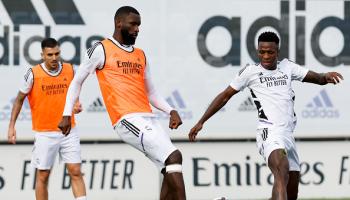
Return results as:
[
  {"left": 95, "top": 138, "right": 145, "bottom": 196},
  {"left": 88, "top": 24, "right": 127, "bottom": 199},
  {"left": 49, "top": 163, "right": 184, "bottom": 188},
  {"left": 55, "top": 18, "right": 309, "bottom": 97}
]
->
[{"left": 0, "top": 0, "right": 349, "bottom": 199}]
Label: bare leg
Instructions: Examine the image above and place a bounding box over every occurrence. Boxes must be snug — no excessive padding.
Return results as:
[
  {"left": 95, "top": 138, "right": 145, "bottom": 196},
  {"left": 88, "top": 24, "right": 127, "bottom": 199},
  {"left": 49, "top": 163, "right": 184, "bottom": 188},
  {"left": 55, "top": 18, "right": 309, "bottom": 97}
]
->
[
  {"left": 160, "top": 175, "right": 173, "bottom": 200},
  {"left": 160, "top": 150, "right": 186, "bottom": 200},
  {"left": 66, "top": 163, "right": 86, "bottom": 198},
  {"left": 287, "top": 171, "right": 300, "bottom": 200},
  {"left": 268, "top": 149, "right": 289, "bottom": 200},
  {"left": 35, "top": 169, "right": 50, "bottom": 200}
]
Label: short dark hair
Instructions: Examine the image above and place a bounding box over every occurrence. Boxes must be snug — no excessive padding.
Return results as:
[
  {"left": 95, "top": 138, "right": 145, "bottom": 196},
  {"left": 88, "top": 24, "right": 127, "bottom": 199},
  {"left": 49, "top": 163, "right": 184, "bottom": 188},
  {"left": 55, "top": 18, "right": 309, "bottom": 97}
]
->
[
  {"left": 41, "top": 38, "right": 59, "bottom": 49},
  {"left": 258, "top": 31, "right": 280, "bottom": 45},
  {"left": 114, "top": 6, "right": 140, "bottom": 21}
]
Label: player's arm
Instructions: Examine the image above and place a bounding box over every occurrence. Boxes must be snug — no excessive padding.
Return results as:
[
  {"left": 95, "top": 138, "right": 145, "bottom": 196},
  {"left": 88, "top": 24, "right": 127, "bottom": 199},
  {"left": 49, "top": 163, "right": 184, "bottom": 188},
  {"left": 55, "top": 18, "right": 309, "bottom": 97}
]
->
[
  {"left": 302, "top": 71, "right": 343, "bottom": 85},
  {"left": 58, "top": 68, "right": 89, "bottom": 135},
  {"left": 72, "top": 65, "right": 83, "bottom": 114},
  {"left": 8, "top": 68, "right": 33, "bottom": 144},
  {"left": 59, "top": 43, "right": 104, "bottom": 135},
  {"left": 145, "top": 62, "right": 182, "bottom": 129},
  {"left": 8, "top": 91, "right": 27, "bottom": 144},
  {"left": 189, "top": 86, "right": 238, "bottom": 141}
]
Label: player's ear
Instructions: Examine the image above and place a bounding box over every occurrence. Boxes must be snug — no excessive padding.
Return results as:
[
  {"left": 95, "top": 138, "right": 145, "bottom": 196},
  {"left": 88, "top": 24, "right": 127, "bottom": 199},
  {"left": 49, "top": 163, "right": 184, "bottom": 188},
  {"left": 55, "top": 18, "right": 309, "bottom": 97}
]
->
[{"left": 115, "top": 17, "right": 123, "bottom": 29}]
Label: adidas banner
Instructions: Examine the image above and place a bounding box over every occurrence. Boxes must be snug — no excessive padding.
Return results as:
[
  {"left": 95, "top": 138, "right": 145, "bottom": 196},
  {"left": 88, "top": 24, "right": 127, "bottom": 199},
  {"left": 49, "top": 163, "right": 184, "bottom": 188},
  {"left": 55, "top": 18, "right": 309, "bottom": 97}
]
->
[{"left": 0, "top": 0, "right": 349, "bottom": 141}]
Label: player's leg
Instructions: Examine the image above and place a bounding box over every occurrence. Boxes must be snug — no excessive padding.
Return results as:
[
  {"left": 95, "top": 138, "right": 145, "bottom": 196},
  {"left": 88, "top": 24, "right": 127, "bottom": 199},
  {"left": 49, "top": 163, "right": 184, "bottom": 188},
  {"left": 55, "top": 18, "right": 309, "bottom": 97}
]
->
[
  {"left": 66, "top": 163, "right": 86, "bottom": 199},
  {"left": 160, "top": 173, "right": 172, "bottom": 200},
  {"left": 115, "top": 117, "right": 186, "bottom": 199},
  {"left": 287, "top": 171, "right": 300, "bottom": 200},
  {"left": 31, "top": 133, "right": 60, "bottom": 200},
  {"left": 268, "top": 149, "right": 289, "bottom": 200},
  {"left": 60, "top": 128, "right": 86, "bottom": 199},
  {"left": 285, "top": 137, "right": 301, "bottom": 200},
  {"left": 35, "top": 169, "right": 51, "bottom": 200},
  {"left": 160, "top": 150, "right": 186, "bottom": 200}
]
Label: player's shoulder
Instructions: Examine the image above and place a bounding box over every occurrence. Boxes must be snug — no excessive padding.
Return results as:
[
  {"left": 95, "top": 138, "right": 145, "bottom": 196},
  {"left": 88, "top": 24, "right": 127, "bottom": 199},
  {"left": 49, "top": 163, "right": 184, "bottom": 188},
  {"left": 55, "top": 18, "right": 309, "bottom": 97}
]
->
[
  {"left": 279, "top": 58, "right": 300, "bottom": 67},
  {"left": 135, "top": 46, "right": 144, "bottom": 52},
  {"left": 61, "top": 62, "right": 73, "bottom": 67},
  {"left": 24, "top": 65, "right": 34, "bottom": 73},
  {"left": 87, "top": 41, "right": 104, "bottom": 58},
  {"left": 61, "top": 62, "right": 76, "bottom": 73},
  {"left": 238, "top": 62, "right": 260, "bottom": 76},
  {"left": 23, "top": 66, "right": 34, "bottom": 81}
]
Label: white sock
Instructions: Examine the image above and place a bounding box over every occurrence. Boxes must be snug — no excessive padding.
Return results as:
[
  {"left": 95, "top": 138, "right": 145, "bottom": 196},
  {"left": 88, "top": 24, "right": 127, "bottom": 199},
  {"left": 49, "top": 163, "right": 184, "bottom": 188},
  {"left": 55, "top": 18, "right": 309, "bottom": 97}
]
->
[{"left": 76, "top": 196, "right": 87, "bottom": 200}]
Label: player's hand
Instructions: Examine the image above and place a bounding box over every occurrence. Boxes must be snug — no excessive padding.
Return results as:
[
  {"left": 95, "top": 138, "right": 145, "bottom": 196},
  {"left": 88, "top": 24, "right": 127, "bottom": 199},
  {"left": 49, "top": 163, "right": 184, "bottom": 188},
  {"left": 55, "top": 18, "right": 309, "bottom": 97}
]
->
[
  {"left": 325, "top": 72, "right": 343, "bottom": 84},
  {"left": 169, "top": 110, "right": 182, "bottom": 129},
  {"left": 73, "top": 102, "right": 83, "bottom": 114},
  {"left": 58, "top": 116, "right": 72, "bottom": 136},
  {"left": 188, "top": 123, "right": 203, "bottom": 142},
  {"left": 7, "top": 126, "right": 16, "bottom": 144}
]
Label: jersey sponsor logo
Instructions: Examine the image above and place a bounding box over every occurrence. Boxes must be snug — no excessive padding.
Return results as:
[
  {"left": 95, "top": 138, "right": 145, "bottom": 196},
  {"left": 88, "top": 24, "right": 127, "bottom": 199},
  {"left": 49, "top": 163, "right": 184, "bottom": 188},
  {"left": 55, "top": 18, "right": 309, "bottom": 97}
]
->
[
  {"left": 116, "top": 60, "right": 143, "bottom": 75},
  {"left": 41, "top": 83, "right": 68, "bottom": 95},
  {"left": 0, "top": 97, "right": 31, "bottom": 121},
  {"left": 259, "top": 74, "right": 288, "bottom": 88},
  {"left": 238, "top": 96, "right": 256, "bottom": 111},
  {"left": 301, "top": 89, "right": 339, "bottom": 118},
  {"left": 155, "top": 90, "right": 192, "bottom": 120},
  {"left": 87, "top": 97, "right": 106, "bottom": 112}
]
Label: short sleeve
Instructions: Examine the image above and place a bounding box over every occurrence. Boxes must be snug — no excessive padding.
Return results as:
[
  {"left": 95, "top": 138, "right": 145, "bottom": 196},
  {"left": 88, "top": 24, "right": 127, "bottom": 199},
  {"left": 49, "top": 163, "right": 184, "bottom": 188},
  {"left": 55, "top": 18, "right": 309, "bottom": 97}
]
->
[
  {"left": 229, "top": 65, "right": 251, "bottom": 91},
  {"left": 19, "top": 67, "right": 33, "bottom": 94},
  {"left": 288, "top": 59, "right": 309, "bottom": 81}
]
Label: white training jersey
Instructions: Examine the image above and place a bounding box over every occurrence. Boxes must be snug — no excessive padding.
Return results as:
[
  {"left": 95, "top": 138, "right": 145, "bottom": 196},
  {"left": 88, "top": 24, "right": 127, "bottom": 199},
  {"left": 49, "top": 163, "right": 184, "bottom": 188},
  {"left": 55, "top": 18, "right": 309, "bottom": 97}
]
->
[{"left": 230, "top": 58, "right": 309, "bottom": 131}]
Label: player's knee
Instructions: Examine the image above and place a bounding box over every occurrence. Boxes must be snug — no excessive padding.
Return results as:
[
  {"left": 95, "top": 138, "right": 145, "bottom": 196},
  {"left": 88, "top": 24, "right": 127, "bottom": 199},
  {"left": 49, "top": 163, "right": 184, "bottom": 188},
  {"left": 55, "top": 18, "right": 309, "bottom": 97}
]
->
[
  {"left": 36, "top": 170, "right": 50, "bottom": 180},
  {"left": 163, "top": 150, "right": 183, "bottom": 174},
  {"left": 165, "top": 150, "right": 183, "bottom": 165},
  {"left": 67, "top": 165, "right": 83, "bottom": 178}
]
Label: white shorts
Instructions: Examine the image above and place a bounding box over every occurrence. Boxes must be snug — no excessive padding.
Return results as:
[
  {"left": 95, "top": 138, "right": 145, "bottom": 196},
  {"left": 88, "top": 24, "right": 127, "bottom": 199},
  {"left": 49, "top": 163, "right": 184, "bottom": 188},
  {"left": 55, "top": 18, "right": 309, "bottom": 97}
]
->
[
  {"left": 256, "top": 128, "right": 300, "bottom": 171},
  {"left": 114, "top": 116, "right": 177, "bottom": 170},
  {"left": 31, "top": 127, "right": 81, "bottom": 170}
]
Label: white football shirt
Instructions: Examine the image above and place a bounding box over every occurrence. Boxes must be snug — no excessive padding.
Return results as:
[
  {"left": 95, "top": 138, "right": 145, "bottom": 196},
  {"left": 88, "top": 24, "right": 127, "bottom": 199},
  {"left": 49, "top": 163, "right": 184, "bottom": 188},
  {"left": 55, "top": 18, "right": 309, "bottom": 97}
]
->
[{"left": 230, "top": 58, "right": 309, "bottom": 131}]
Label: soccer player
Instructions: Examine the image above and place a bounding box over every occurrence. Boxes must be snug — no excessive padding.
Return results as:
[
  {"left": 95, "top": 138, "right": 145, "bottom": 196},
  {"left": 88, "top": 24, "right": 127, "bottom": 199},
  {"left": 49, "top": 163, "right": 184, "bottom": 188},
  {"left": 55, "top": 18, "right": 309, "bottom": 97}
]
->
[
  {"left": 58, "top": 6, "right": 186, "bottom": 200},
  {"left": 7, "top": 38, "right": 87, "bottom": 200},
  {"left": 188, "top": 31, "right": 343, "bottom": 200}
]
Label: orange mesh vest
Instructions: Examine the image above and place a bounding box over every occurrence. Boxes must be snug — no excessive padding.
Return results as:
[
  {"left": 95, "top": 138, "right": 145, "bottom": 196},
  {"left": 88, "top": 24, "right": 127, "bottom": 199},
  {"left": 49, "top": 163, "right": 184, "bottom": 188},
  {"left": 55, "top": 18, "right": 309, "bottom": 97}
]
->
[
  {"left": 27, "top": 63, "right": 75, "bottom": 131},
  {"left": 96, "top": 39, "right": 152, "bottom": 125}
]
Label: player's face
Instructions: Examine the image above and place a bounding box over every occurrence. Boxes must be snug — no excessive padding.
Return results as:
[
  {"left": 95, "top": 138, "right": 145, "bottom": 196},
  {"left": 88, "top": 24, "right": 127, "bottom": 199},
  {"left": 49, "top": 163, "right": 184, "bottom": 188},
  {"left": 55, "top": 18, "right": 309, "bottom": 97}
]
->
[
  {"left": 41, "top": 45, "right": 60, "bottom": 71},
  {"left": 257, "top": 42, "right": 279, "bottom": 70},
  {"left": 120, "top": 13, "right": 141, "bottom": 45}
]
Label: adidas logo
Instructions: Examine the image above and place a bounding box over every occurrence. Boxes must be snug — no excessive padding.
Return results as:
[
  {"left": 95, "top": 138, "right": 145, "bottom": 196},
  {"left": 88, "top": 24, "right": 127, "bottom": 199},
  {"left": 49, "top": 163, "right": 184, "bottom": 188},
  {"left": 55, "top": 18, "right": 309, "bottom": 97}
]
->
[
  {"left": 87, "top": 97, "right": 106, "bottom": 112},
  {"left": 156, "top": 90, "right": 192, "bottom": 120},
  {"left": 238, "top": 96, "right": 256, "bottom": 111},
  {"left": 0, "top": 97, "right": 31, "bottom": 121},
  {"left": 1, "top": 0, "right": 84, "bottom": 25},
  {"left": 0, "top": 1, "right": 102, "bottom": 67},
  {"left": 301, "top": 89, "right": 339, "bottom": 118},
  {"left": 165, "top": 90, "right": 186, "bottom": 109}
]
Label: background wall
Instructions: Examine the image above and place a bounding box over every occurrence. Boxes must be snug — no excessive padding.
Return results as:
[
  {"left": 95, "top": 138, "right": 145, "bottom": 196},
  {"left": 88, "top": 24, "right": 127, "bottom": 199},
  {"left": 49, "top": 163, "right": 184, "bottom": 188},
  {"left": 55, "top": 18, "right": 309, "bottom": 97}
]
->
[{"left": 0, "top": 0, "right": 349, "bottom": 199}]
